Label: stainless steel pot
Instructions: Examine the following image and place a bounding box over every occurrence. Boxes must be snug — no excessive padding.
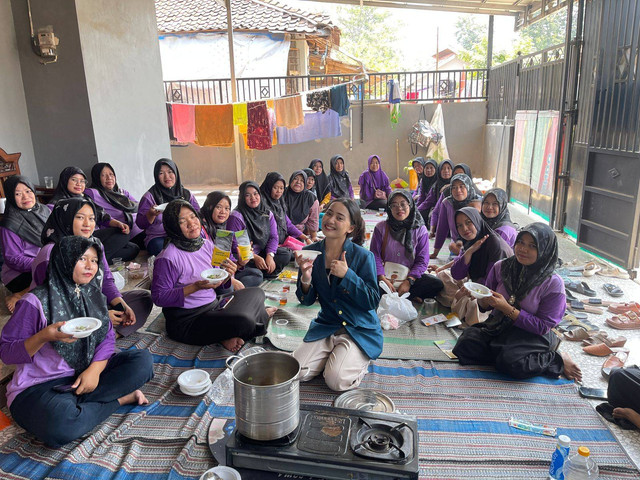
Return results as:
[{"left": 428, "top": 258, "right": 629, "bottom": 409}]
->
[{"left": 226, "top": 351, "right": 306, "bottom": 441}]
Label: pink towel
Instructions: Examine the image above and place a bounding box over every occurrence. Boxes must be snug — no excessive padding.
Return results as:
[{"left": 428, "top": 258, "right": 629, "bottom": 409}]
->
[{"left": 172, "top": 104, "right": 196, "bottom": 143}]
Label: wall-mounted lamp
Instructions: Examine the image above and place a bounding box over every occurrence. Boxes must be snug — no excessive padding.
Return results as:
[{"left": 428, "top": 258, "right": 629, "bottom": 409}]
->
[{"left": 27, "top": 0, "right": 59, "bottom": 65}]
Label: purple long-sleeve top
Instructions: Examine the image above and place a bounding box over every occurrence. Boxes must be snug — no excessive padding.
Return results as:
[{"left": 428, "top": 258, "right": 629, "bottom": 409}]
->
[
  {"left": 369, "top": 222, "right": 430, "bottom": 279},
  {"left": 31, "top": 243, "right": 121, "bottom": 304},
  {"left": 85, "top": 188, "right": 143, "bottom": 238},
  {"left": 434, "top": 198, "right": 459, "bottom": 250},
  {"left": 151, "top": 239, "right": 216, "bottom": 309},
  {"left": 485, "top": 260, "right": 566, "bottom": 336},
  {"left": 451, "top": 251, "right": 495, "bottom": 285},
  {"left": 495, "top": 225, "right": 518, "bottom": 249},
  {"left": 226, "top": 210, "right": 278, "bottom": 255},
  {"left": 430, "top": 192, "right": 446, "bottom": 229},
  {"left": 0, "top": 228, "right": 40, "bottom": 285},
  {"left": 0, "top": 293, "right": 115, "bottom": 407},
  {"left": 285, "top": 215, "right": 304, "bottom": 239},
  {"left": 418, "top": 185, "right": 437, "bottom": 214},
  {"left": 135, "top": 191, "right": 200, "bottom": 248},
  {"left": 294, "top": 199, "right": 320, "bottom": 233},
  {"left": 358, "top": 172, "right": 392, "bottom": 203}
]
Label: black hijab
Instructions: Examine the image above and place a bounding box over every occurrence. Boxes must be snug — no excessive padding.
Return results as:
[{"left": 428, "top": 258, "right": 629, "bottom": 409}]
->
[
  {"left": 385, "top": 190, "right": 425, "bottom": 261},
  {"left": 500, "top": 222, "right": 559, "bottom": 305},
  {"left": 148, "top": 158, "right": 192, "bottom": 205},
  {"left": 32, "top": 236, "right": 110, "bottom": 373},
  {"left": 90, "top": 163, "right": 138, "bottom": 227},
  {"left": 0, "top": 176, "right": 50, "bottom": 247},
  {"left": 448, "top": 174, "right": 480, "bottom": 210},
  {"left": 201, "top": 191, "right": 232, "bottom": 240},
  {"left": 49, "top": 167, "right": 109, "bottom": 224},
  {"left": 419, "top": 158, "right": 438, "bottom": 196},
  {"left": 309, "top": 159, "right": 329, "bottom": 201},
  {"left": 284, "top": 170, "right": 317, "bottom": 226},
  {"left": 455, "top": 207, "right": 513, "bottom": 282},
  {"left": 260, "top": 172, "right": 289, "bottom": 244},
  {"left": 302, "top": 168, "right": 316, "bottom": 193},
  {"left": 431, "top": 159, "right": 454, "bottom": 198},
  {"left": 41, "top": 197, "right": 97, "bottom": 245},
  {"left": 481, "top": 188, "right": 515, "bottom": 230},
  {"left": 162, "top": 199, "right": 204, "bottom": 252},
  {"left": 327, "top": 155, "right": 352, "bottom": 199},
  {"left": 235, "top": 181, "right": 271, "bottom": 251}
]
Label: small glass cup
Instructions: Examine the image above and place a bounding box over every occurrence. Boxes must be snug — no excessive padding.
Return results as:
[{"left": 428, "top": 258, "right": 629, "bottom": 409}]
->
[
  {"left": 378, "top": 208, "right": 385, "bottom": 217},
  {"left": 423, "top": 298, "right": 437, "bottom": 316},
  {"left": 44, "top": 176, "right": 54, "bottom": 189},
  {"left": 282, "top": 285, "right": 290, "bottom": 293},
  {"left": 112, "top": 257, "right": 124, "bottom": 272},
  {"left": 365, "top": 231, "right": 372, "bottom": 241},
  {"left": 279, "top": 294, "right": 288, "bottom": 306}
]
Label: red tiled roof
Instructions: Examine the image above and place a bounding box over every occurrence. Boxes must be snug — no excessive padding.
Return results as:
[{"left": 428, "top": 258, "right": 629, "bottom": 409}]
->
[{"left": 156, "top": 0, "right": 333, "bottom": 34}]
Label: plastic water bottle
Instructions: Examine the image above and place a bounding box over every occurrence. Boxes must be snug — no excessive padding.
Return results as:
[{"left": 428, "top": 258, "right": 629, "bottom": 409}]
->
[
  {"left": 210, "top": 347, "right": 265, "bottom": 405},
  {"left": 563, "top": 446, "right": 599, "bottom": 480},
  {"left": 549, "top": 435, "right": 571, "bottom": 479}
]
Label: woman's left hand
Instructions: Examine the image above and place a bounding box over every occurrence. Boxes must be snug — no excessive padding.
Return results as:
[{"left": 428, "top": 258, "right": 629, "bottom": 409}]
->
[
  {"left": 397, "top": 279, "right": 411, "bottom": 296},
  {"left": 484, "top": 291, "right": 511, "bottom": 312},
  {"left": 121, "top": 302, "right": 136, "bottom": 327},
  {"left": 73, "top": 369, "right": 100, "bottom": 395},
  {"left": 303, "top": 237, "right": 313, "bottom": 245},
  {"left": 221, "top": 259, "right": 238, "bottom": 276},
  {"left": 119, "top": 222, "right": 130, "bottom": 235},
  {"left": 265, "top": 255, "right": 276, "bottom": 274},
  {"left": 330, "top": 251, "right": 348, "bottom": 278}
]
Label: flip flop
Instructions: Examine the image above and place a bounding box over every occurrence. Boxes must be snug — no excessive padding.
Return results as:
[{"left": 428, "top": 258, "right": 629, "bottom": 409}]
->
[
  {"left": 565, "top": 280, "right": 597, "bottom": 297},
  {"left": 569, "top": 300, "right": 604, "bottom": 314},
  {"left": 556, "top": 268, "right": 583, "bottom": 278},
  {"left": 606, "top": 313, "right": 640, "bottom": 330},
  {"left": 565, "top": 308, "right": 588, "bottom": 320},
  {"left": 585, "top": 298, "right": 612, "bottom": 306},
  {"left": 562, "top": 327, "right": 591, "bottom": 341},
  {"left": 583, "top": 262, "right": 601, "bottom": 277},
  {"left": 597, "top": 267, "right": 630, "bottom": 279},
  {"left": 565, "top": 289, "right": 578, "bottom": 301},
  {"left": 608, "top": 302, "right": 640, "bottom": 315},
  {"left": 602, "top": 351, "right": 629, "bottom": 379},
  {"left": 603, "top": 283, "right": 624, "bottom": 298}
]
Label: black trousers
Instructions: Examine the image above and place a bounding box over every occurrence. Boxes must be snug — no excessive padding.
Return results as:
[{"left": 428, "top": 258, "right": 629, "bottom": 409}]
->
[
  {"left": 360, "top": 198, "right": 387, "bottom": 210},
  {"left": 246, "top": 247, "right": 291, "bottom": 279},
  {"left": 378, "top": 274, "right": 444, "bottom": 300},
  {"left": 452, "top": 324, "right": 563, "bottom": 379},
  {"left": 5, "top": 272, "right": 32, "bottom": 293},
  {"left": 94, "top": 228, "right": 139, "bottom": 264},
  {"left": 608, "top": 367, "right": 640, "bottom": 410},
  {"left": 163, "top": 287, "right": 268, "bottom": 346}
]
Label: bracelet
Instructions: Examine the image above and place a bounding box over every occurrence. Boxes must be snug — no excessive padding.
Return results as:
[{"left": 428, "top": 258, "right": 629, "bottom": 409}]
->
[
  {"left": 508, "top": 307, "right": 517, "bottom": 320},
  {"left": 301, "top": 279, "right": 312, "bottom": 286}
]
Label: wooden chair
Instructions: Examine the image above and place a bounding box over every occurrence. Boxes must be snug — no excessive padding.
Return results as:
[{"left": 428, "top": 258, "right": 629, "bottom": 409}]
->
[{"left": 0, "top": 148, "right": 21, "bottom": 198}]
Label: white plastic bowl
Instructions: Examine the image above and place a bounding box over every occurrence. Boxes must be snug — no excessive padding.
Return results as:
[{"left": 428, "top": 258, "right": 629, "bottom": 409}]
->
[
  {"left": 201, "top": 268, "right": 229, "bottom": 284},
  {"left": 464, "top": 281, "right": 493, "bottom": 299},
  {"left": 178, "top": 369, "right": 211, "bottom": 392},
  {"left": 200, "top": 466, "right": 241, "bottom": 480},
  {"left": 60, "top": 317, "right": 102, "bottom": 338},
  {"left": 155, "top": 203, "right": 168, "bottom": 212},
  {"left": 296, "top": 250, "right": 321, "bottom": 262}
]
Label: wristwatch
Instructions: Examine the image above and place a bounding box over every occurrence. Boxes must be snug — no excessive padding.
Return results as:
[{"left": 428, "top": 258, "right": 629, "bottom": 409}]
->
[
  {"left": 267, "top": 252, "right": 275, "bottom": 258},
  {"left": 407, "top": 277, "right": 416, "bottom": 286}
]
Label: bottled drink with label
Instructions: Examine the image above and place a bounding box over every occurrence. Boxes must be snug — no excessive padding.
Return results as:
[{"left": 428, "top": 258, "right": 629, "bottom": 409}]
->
[{"left": 549, "top": 434, "right": 571, "bottom": 479}]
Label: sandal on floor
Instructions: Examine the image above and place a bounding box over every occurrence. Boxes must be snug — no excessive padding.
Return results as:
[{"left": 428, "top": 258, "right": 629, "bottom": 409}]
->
[
  {"left": 583, "top": 343, "right": 627, "bottom": 357},
  {"left": 569, "top": 300, "right": 604, "bottom": 314},
  {"left": 606, "top": 313, "right": 640, "bottom": 330},
  {"left": 562, "top": 327, "right": 591, "bottom": 341},
  {"left": 597, "top": 267, "right": 630, "bottom": 279},
  {"left": 603, "top": 283, "right": 624, "bottom": 298},
  {"left": 602, "top": 351, "right": 629, "bottom": 379},
  {"left": 608, "top": 302, "right": 640, "bottom": 315},
  {"left": 583, "top": 262, "right": 601, "bottom": 277},
  {"left": 582, "top": 332, "right": 627, "bottom": 348},
  {"left": 565, "top": 308, "right": 588, "bottom": 320},
  {"left": 565, "top": 280, "right": 597, "bottom": 297},
  {"left": 565, "top": 289, "right": 578, "bottom": 301}
]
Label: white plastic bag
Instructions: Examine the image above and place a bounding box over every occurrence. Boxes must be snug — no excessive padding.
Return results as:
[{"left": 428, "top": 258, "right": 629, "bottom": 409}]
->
[
  {"left": 377, "top": 281, "right": 418, "bottom": 324},
  {"left": 112, "top": 271, "right": 125, "bottom": 290}
]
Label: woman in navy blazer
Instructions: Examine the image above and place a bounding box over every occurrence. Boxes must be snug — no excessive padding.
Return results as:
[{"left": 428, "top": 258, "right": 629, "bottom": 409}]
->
[{"left": 294, "top": 198, "right": 382, "bottom": 391}]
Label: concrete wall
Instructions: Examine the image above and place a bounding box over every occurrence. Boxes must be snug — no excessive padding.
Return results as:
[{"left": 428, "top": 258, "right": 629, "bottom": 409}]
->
[
  {"left": 11, "top": 0, "right": 97, "bottom": 182},
  {"left": 76, "top": 0, "right": 171, "bottom": 198},
  {"left": 0, "top": 1, "right": 38, "bottom": 183},
  {"left": 171, "top": 101, "right": 489, "bottom": 187}
]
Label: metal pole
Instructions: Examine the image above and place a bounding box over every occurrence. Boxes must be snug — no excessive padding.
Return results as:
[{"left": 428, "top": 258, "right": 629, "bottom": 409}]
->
[
  {"left": 487, "top": 15, "right": 494, "bottom": 70},
  {"left": 225, "top": 0, "right": 243, "bottom": 184}
]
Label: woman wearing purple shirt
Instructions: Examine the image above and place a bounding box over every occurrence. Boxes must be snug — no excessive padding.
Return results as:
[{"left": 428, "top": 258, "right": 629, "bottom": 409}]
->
[
  {"left": 358, "top": 155, "right": 392, "bottom": 210},
  {"left": 151, "top": 200, "right": 273, "bottom": 353},
  {"left": 227, "top": 181, "right": 291, "bottom": 279},
  {"left": 481, "top": 188, "right": 518, "bottom": 248},
  {"left": 0, "top": 176, "right": 50, "bottom": 313},
  {"left": 327, "top": 155, "right": 354, "bottom": 201},
  {"left": 136, "top": 158, "right": 200, "bottom": 256},
  {"left": 420, "top": 159, "right": 452, "bottom": 235},
  {"left": 370, "top": 191, "right": 443, "bottom": 302},
  {"left": 285, "top": 170, "right": 320, "bottom": 242},
  {"left": 0, "top": 236, "right": 153, "bottom": 447},
  {"left": 452, "top": 223, "right": 582, "bottom": 381}
]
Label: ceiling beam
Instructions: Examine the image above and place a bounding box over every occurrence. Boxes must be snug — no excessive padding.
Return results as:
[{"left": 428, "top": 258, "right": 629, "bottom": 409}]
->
[{"left": 296, "top": 0, "right": 526, "bottom": 15}]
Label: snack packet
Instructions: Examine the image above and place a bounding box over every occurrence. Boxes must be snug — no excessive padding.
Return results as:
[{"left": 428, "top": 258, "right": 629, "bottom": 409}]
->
[
  {"left": 211, "top": 229, "right": 233, "bottom": 266},
  {"left": 235, "top": 230, "right": 253, "bottom": 262}
]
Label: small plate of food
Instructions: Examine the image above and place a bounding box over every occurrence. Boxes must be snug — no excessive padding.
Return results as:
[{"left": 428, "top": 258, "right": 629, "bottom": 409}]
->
[
  {"left": 60, "top": 317, "right": 102, "bottom": 338},
  {"left": 155, "top": 203, "right": 169, "bottom": 212},
  {"left": 463, "top": 281, "right": 493, "bottom": 299},
  {"left": 201, "top": 268, "right": 229, "bottom": 284}
]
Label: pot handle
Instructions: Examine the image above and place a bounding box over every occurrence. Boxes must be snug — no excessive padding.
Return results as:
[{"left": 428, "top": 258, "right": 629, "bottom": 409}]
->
[
  {"left": 225, "top": 355, "right": 242, "bottom": 370},
  {"left": 296, "top": 366, "right": 309, "bottom": 381}
]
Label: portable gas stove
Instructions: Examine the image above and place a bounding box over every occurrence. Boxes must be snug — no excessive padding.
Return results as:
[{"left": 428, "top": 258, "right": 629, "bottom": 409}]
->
[{"left": 210, "top": 404, "right": 419, "bottom": 480}]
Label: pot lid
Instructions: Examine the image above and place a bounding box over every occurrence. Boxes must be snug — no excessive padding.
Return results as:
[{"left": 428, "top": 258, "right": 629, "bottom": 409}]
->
[{"left": 333, "top": 389, "right": 395, "bottom": 413}]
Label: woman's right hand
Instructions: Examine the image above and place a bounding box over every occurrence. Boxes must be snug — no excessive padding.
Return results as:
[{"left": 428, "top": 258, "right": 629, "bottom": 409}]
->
[
  {"left": 253, "top": 254, "right": 267, "bottom": 271},
  {"left": 464, "top": 235, "right": 488, "bottom": 259},
  {"left": 295, "top": 253, "right": 314, "bottom": 284},
  {"left": 381, "top": 277, "right": 396, "bottom": 293}
]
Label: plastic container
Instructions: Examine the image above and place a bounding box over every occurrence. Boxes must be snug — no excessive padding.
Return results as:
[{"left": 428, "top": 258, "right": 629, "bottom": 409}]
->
[
  {"left": 563, "top": 446, "right": 599, "bottom": 480},
  {"left": 549, "top": 434, "right": 571, "bottom": 479}
]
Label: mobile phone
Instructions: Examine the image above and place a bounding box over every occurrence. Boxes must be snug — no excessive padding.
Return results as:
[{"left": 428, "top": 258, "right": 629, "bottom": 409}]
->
[
  {"left": 53, "top": 384, "right": 76, "bottom": 393},
  {"left": 110, "top": 303, "right": 125, "bottom": 312},
  {"left": 221, "top": 295, "right": 234, "bottom": 309},
  {"left": 578, "top": 386, "right": 607, "bottom": 401}
]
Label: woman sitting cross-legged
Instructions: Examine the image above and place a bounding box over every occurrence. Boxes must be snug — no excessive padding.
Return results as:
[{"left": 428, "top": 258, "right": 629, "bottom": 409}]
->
[
  {"left": 0, "top": 236, "right": 154, "bottom": 448},
  {"left": 452, "top": 223, "right": 582, "bottom": 381},
  {"left": 358, "top": 154, "right": 392, "bottom": 210},
  {"left": 151, "top": 200, "right": 275, "bottom": 353},
  {"left": 293, "top": 198, "right": 382, "bottom": 392},
  {"left": 370, "top": 191, "right": 443, "bottom": 302},
  {"left": 435, "top": 207, "right": 512, "bottom": 325}
]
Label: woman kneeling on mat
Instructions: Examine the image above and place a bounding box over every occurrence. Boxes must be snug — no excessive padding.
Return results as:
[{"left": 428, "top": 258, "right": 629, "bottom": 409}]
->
[
  {"left": 452, "top": 223, "right": 582, "bottom": 381},
  {"left": 0, "top": 236, "right": 154, "bottom": 447},
  {"left": 151, "top": 200, "right": 275, "bottom": 353},
  {"left": 293, "top": 198, "right": 382, "bottom": 392}
]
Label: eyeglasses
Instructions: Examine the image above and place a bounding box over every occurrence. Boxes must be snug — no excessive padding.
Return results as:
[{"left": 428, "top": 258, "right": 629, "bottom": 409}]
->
[
  {"left": 70, "top": 178, "right": 87, "bottom": 185},
  {"left": 390, "top": 202, "right": 410, "bottom": 210}
]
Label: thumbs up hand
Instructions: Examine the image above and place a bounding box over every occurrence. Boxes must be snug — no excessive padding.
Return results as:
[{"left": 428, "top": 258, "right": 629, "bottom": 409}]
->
[{"left": 330, "top": 251, "right": 349, "bottom": 278}]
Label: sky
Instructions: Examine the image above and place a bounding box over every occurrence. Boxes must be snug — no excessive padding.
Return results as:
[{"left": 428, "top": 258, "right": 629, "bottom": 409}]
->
[{"left": 284, "top": 0, "right": 520, "bottom": 70}]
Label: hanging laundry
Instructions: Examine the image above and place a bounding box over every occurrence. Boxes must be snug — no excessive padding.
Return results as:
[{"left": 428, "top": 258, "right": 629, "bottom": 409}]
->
[
  {"left": 306, "top": 90, "right": 331, "bottom": 113},
  {"left": 247, "top": 101, "right": 273, "bottom": 150},
  {"left": 387, "top": 79, "right": 402, "bottom": 126},
  {"left": 166, "top": 103, "right": 176, "bottom": 141},
  {"left": 172, "top": 103, "right": 196, "bottom": 143},
  {"left": 267, "top": 99, "right": 275, "bottom": 109},
  {"left": 276, "top": 109, "right": 341, "bottom": 144},
  {"left": 240, "top": 113, "right": 277, "bottom": 149},
  {"left": 194, "top": 104, "right": 234, "bottom": 147},
  {"left": 275, "top": 95, "right": 304, "bottom": 129},
  {"left": 233, "top": 103, "right": 248, "bottom": 125},
  {"left": 329, "top": 85, "right": 350, "bottom": 116}
]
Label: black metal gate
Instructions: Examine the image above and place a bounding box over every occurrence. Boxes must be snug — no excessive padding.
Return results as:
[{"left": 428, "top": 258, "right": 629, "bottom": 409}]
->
[{"left": 576, "top": 0, "right": 640, "bottom": 268}]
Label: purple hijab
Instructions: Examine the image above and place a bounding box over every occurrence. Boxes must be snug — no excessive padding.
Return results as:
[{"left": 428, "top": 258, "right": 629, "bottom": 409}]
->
[{"left": 360, "top": 155, "right": 390, "bottom": 190}]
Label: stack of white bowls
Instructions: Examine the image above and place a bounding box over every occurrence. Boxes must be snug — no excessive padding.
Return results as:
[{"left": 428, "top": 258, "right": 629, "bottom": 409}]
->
[{"left": 177, "top": 369, "right": 212, "bottom": 396}]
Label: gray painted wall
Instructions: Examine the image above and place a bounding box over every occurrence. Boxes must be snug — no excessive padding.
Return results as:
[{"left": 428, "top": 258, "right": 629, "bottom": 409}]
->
[
  {"left": 0, "top": 1, "right": 38, "bottom": 183},
  {"left": 11, "top": 0, "right": 97, "bottom": 183},
  {"left": 76, "top": 0, "right": 171, "bottom": 198},
  {"left": 171, "top": 102, "right": 489, "bottom": 187}
]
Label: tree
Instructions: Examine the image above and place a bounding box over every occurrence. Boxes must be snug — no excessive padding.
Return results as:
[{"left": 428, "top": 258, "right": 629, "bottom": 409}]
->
[
  {"left": 336, "top": 6, "right": 403, "bottom": 72},
  {"left": 455, "top": 16, "right": 512, "bottom": 69},
  {"left": 517, "top": 9, "right": 567, "bottom": 53}
]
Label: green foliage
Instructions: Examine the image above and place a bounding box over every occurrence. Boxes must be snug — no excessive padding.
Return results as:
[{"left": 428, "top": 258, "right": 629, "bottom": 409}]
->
[{"left": 336, "top": 6, "right": 404, "bottom": 72}]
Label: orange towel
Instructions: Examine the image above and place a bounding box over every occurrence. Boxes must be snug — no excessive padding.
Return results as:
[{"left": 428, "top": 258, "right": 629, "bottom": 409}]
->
[
  {"left": 275, "top": 95, "right": 304, "bottom": 129},
  {"left": 195, "top": 104, "right": 234, "bottom": 147}
]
